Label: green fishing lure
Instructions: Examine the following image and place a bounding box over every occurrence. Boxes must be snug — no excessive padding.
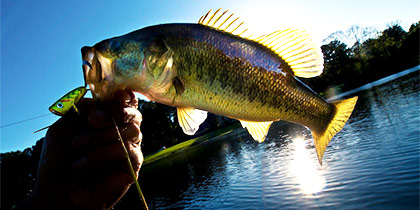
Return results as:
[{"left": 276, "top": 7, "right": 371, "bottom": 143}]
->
[{"left": 49, "top": 86, "right": 87, "bottom": 116}]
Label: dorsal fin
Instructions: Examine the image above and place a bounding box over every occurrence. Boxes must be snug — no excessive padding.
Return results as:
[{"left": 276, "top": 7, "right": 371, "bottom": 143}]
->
[
  {"left": 255, "top": 29, "right": 324, "bottom": 78},
  {"left": 198, "top": 8, "right": 252, "bottom": 39},
  {"left": 199, "top": 9, "right": 324, "bottom": 78}
]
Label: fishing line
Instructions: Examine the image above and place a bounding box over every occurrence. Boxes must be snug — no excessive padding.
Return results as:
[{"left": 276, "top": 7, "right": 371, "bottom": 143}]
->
[
  {"left": 0, "top": 113, "right": 52, "bottom": 128},
  {"left": 111, "top": 116, "right": 149, "bottom": 210},
  {"left": 2, "top": 87, "right": 90, "bottom": 129}
]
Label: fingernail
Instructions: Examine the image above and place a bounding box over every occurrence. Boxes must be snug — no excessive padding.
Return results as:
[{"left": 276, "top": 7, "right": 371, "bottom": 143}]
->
[{"left": 123, "top": 91, "right": 133, "bottom": 103}]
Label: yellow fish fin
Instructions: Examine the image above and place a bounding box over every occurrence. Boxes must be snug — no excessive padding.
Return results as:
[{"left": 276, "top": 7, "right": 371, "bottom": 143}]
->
[
  {"left": 255, "top": 29, "right": 324, "bottom": 78},
  {"left": 198, "top": 8, "right": 252, "bottom": 39},
  {"left": 312, "top": 96, "right": 358, "bottom": 165},
  {"left": 199, "top": 9, "right": 323, "bottom": 78},
  {"left": 240, "top": 120, "right": 273, "bottom": 143},
  {"left": 177, "top": 107, "right": 208, "bottom": 135}
]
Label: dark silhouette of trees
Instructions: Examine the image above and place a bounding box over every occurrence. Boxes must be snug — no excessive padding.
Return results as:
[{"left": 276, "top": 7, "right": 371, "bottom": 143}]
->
[
  {"left": 1, "top": 138, "right": 44, "bottom": 209},
  {"left": 323, "top": 25, "right": 378, "bottom": 47},
  {"left": 137, "top": 100, "right": 186, "bottom": 155},
  {"left": 138, "top": 100, "right": 235, "bottom": 156},
  {"left": 305, "top": 40, "right": 357, "bottom": 93},
  {"left": 304, "top": 22, "right": 419, "bottom": 94}
]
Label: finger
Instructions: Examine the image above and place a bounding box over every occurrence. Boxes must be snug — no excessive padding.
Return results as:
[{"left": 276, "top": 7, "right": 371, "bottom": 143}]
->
[
  {"left": 67, "top": 97, "right": 99, "bottom": 117},
  {"left": 104, "top": 90, "right": 141, "bottom": 125},
  {"left": 103, "top": 90, "right": 138, "bottom": 111},
  {"left": 77, "top": 98, "right": 97, "bottom": 110},
  {"left": 111, "top": 90, "right": 138, "bottom": 108},
  {"left": 127, "top": 140, "right": 143, "bottom": 173},
  {"left": 92, "top": 170, "right": 134, "bottom": 209},
  {"left": 88, "top": 107, "right": 142, "bottom": 128},
  {"left": 48, "top": 112, "right": 88, "bottom": 138},
  {"left": 111, "top": 107, "right": 142, "bottom": 127},
  {"left": 48, "top": 98, "right": 96, "bottom": 137},
  {"left": 72, "top": 123, "right": 142, "bottom": 151},
  {"left": 72, "top": 142, "right": 124, "bottom": 171},
  {"left": 72, "top": 139, "right": 143, "bottom": 172}
]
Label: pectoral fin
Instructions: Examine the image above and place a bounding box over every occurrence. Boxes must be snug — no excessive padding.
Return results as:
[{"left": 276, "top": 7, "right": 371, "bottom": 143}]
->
[
  {"left": 240, "top": 120, "right": 273, "bottom": 143},
  {"left": 177, "top": 107, "right": 208, "bottom": 135}
]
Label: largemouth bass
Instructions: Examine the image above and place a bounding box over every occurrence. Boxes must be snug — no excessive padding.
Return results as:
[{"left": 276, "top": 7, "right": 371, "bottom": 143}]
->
[{"left": 81, "top": 9, "right": 358, "bottom": 164}]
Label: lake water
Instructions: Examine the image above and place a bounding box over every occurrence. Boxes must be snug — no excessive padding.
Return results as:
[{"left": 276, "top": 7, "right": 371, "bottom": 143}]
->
[{"left": 135, "top": 71, "right": 419, "bottom": 210}]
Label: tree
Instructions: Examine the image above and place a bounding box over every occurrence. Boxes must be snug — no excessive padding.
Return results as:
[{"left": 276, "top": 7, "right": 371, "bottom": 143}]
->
[
  {"left": 138, "top": 99, "right": 236, "bottom": 156},
  {"left": 1, "top": 138, "right": 44, "bottom": 209},
  {"left": 323, "top": 25, "right": 378, "bottom": 47},
  {"left": 304, "top": 40, "right": 358, "bottom": 93},
  {"left": 399, "top": 22, "right": 420, "bottom": 69},
  {"left": 361, "top": 24, "right": 407, "bottom": 79},
  {"left": 137, "top": 100, "right": 186, "bottom": 155},
  {"left": 309, "top": 22, "right": 418, "bottom": 94}
]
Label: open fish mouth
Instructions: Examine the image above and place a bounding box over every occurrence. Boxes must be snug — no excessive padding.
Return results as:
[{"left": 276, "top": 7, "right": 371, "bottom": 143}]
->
[{"left": 81, "top": 46, "right": 115, "bottom": 101}]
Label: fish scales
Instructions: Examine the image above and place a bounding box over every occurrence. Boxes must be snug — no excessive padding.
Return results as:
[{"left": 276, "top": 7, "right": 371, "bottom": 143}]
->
[
  {"left": 149, "top": 24, "right": 334, "bottom": 132},
  {"left": 82, "top": 10, "right": 358, "bottom": 164}
]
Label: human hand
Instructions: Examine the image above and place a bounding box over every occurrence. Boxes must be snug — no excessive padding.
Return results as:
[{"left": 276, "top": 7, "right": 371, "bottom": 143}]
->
[{"left": 20, "top": 90, "right": 143, "bottom": 210}]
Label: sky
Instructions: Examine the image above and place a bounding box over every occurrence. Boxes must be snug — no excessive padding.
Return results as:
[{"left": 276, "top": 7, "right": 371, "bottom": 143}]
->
[{"left": 1, "top": 0, "right": 419, "bottom": 153}]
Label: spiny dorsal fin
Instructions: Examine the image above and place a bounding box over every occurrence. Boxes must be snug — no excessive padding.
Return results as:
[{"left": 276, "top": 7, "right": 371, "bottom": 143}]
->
[
  {"left": 240, "top": 120, "right": 273, "bottom": 143},
  {"left": 177, "top": 107, "right": 208, "bottom": 135},
  {"left": 199, "top": 9, "right": 324, "bottom": 78},
  {"left": 198, "top": 8, "right": 252, "bottom": 39}
]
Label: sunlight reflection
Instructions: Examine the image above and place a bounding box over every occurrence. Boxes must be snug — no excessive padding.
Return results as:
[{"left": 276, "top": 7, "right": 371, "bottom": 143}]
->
[{"left": 290, "top": 137, "right": 326, "bottom": 195}]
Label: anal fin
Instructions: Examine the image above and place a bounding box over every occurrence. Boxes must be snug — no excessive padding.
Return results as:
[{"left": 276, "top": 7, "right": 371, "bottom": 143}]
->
[
  {"left": 240, "top": 120, "right": 273, "bottom": 143},
  {"left": 177, "top": 107, "right": 208, "bottom": 135}
]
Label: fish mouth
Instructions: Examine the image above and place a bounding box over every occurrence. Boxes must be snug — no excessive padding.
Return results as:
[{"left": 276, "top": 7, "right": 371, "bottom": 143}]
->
[
  {"left": 48, "top": 107, "right": 63, "bottom": 116},
  {"left": 81, "top": 46, "right": 115, "bottom": 101}
]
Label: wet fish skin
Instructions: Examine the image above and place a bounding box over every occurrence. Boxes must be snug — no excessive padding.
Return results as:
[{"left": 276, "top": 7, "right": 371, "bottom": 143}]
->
[
  {"left": 82, "top": 14, "right": 357, "bottom": 164},
  {"left": 89, "top": 24, "right": 332, "bottom": 128}
]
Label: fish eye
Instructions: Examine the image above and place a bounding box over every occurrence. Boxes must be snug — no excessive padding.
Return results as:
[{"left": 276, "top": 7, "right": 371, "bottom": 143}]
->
[{"left": 56, "top": 102, "right": 64, "bottom": 109}]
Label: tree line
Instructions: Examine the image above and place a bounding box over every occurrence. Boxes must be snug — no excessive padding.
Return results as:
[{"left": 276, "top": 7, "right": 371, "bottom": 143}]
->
[
  {"left": 1, "top": 21, "right": 419, "bottom": 209},
  {"left": 302, "top": 22, "right": 419, "bottom": 94}
]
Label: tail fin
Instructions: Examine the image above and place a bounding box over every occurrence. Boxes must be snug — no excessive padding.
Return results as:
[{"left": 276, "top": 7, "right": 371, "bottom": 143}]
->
[{"left": 312, "top": 96, "right": 358, "bottom": 165}]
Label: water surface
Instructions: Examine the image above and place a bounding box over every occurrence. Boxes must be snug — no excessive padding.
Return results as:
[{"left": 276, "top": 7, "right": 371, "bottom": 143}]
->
[{"left": 136, "top": 71, "right": 419, "bottom": 209}]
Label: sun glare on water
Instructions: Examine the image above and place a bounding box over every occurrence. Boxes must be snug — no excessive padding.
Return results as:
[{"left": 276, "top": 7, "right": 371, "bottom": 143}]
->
[{"left": 289, "top": 137, "right": 326, "bottom": 195}]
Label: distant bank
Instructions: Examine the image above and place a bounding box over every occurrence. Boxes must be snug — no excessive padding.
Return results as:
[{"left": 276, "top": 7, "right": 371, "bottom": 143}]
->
[{"left": 328, "top": 65, "right": 420, "bottom": 101}]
